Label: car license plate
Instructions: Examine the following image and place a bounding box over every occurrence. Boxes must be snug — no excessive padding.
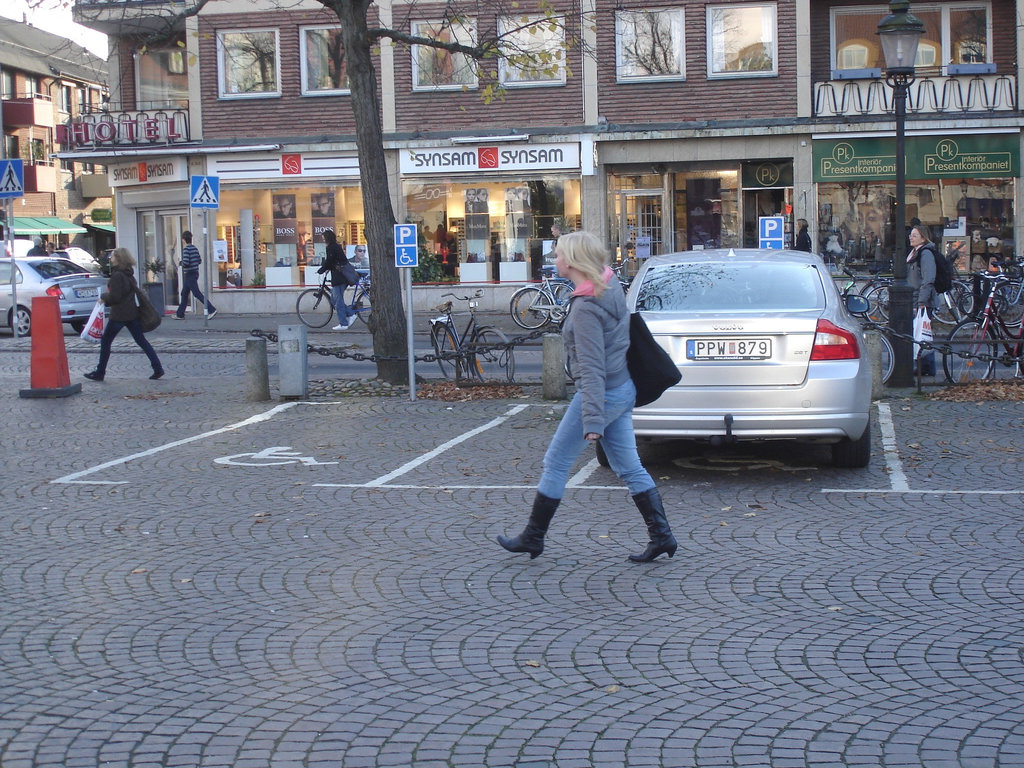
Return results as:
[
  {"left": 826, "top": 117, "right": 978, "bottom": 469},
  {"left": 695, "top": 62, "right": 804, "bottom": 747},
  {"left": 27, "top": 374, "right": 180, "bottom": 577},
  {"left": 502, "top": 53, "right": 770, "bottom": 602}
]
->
[
  {"left": 686, "top": 338, "right": 772, "bottom": 361},
  {"left": 74, "top": 287, "right": 98, "bottom": 299}
]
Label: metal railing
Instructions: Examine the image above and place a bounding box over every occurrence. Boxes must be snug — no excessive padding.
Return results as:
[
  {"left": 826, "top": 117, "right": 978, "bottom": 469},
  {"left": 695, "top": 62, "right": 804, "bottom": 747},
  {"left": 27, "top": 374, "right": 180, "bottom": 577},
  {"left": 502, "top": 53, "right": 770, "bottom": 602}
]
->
[{"left": 814, "top": 73, "right": 1017, "bottom": 117}]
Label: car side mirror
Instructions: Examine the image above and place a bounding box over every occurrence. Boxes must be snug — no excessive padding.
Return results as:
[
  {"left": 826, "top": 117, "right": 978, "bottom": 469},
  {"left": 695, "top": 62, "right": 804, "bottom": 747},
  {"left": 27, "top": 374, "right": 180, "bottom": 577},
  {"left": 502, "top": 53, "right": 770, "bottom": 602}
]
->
[{"left": 845, "top": 294, "right": 870, "bottom": 315}]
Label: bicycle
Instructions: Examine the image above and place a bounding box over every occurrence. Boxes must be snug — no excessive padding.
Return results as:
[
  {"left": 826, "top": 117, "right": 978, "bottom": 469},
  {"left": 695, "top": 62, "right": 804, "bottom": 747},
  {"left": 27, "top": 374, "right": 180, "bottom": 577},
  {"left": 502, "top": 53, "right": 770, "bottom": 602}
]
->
[
  {"left": 295, "top": 271, "right": 372, "bottom": 328},
  {"left": 838, "top": 267, "right": 894, "bottom": 384},
  {"left": 942, "top": 271, "right": 1024, "bottom": 382},
  {"left": 509, "top": 273, "right": 575, "bottom": 329},
  {"left": 431, "top": 290, "right": 515, "bottom": 382}
]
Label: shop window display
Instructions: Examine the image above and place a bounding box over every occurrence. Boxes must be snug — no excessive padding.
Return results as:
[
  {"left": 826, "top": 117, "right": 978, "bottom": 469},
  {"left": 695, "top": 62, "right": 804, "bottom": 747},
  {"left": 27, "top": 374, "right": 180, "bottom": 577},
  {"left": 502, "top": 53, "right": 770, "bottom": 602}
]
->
[
  {"left": 816, "top": 178, "right": 1014, "bottom": 270},
  {"left": 403, "top": 177, "right": 579, "bottom": 282},
  {"left": 217, "top": 186, "right": 364, "bottom": 287}
]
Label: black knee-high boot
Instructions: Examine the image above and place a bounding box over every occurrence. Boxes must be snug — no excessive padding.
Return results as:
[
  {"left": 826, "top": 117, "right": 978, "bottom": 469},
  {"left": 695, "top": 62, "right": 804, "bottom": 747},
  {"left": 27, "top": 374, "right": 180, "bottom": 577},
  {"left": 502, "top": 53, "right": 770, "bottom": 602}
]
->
[
  {"left": 497, "top": 492, "right": 560, "bottom": 559},
  {"left": 629, "top": 488, "right": 677, "bottom": 562}
]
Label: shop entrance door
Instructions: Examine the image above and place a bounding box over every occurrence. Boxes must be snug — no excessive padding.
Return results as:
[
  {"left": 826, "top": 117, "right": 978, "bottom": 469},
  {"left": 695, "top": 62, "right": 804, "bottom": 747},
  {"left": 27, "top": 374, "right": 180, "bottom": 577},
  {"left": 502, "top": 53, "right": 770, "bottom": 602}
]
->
[
  {"left": 140, "top": 210, "right": 189, "bottom": 311},
  {"left": 742, "top": 188, "right": 792, "bottom": 247},
  {"left": 616, "top": 190, "right": 664, "bottom": 272}
]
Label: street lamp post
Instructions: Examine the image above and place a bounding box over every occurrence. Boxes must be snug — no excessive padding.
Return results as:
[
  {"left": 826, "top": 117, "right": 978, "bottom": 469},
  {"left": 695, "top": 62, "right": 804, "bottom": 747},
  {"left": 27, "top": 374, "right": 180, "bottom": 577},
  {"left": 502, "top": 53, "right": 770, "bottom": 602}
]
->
[{"left": 878, "top": 0, "right": 924, "bottom": 387}]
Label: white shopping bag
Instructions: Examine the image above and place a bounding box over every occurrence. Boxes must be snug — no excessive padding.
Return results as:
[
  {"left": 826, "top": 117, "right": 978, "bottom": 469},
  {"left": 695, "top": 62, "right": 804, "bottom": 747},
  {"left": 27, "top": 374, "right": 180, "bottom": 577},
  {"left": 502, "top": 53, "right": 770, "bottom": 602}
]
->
[
  {"left": 912, "top": 307, "right": 933, "bottom": 359},
  {"left": 80, "top": 300, "right": 105, "bottom": 343}
]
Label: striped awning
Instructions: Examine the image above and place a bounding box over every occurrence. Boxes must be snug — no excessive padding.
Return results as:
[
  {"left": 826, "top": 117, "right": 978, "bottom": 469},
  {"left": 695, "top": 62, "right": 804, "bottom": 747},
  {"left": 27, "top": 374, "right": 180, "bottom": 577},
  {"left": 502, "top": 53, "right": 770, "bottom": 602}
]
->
[{"left": 10, "top": 217, "right": 88, "bottom": 235}]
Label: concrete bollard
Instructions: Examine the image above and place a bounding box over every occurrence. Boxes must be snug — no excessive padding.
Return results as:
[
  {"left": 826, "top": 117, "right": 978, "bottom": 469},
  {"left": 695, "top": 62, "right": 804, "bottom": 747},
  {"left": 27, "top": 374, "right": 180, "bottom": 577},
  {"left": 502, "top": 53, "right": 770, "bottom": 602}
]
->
[
  {"left": 245, "top": 336, "right": 271, "bottom": 401},
  {"left": 863, "top": 330, "right": 884, "bottom": 400},
  {"left": 541, "top": 333, "right": 567, "bottom": 400},
  {"left": 277, "top": 324, "right": 308, "bottom": 399}
]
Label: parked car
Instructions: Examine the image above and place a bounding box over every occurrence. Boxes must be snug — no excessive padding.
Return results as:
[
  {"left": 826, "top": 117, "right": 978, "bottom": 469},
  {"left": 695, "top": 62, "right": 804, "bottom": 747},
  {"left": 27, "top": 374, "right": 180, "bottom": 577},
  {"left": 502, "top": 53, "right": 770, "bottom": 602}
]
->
[
  {"left": 613, "top": 248, "right": 873, "bottom": 468},
  {"left": 0, "top": 257, "right": 109, "bottom": 336},
  {"left": 4, "top": 239, "right": 36, "bottom": 258},
  {"left": 56, "top": 246, "right": 103, "bottom": 273}
]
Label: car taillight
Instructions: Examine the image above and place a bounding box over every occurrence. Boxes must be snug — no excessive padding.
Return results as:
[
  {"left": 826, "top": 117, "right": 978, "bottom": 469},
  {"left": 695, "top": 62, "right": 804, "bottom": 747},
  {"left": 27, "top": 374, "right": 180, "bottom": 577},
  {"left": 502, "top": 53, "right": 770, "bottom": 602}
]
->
[
  {"left": 810, "top": 319, "right": 860, "bottom": 361},
  {"left": 46, "top": 285, "right": 65, "bottom": 299}
]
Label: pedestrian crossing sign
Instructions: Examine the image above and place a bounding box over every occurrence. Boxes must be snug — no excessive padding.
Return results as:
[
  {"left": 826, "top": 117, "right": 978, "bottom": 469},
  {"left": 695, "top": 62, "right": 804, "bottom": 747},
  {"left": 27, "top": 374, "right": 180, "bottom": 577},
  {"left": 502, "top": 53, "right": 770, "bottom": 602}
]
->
[
  {"left": 190, "top": 175, "right": 220, "bottom": 209},
  {"left": 0, "top": 159, "right": 25, "bottom": 199}
]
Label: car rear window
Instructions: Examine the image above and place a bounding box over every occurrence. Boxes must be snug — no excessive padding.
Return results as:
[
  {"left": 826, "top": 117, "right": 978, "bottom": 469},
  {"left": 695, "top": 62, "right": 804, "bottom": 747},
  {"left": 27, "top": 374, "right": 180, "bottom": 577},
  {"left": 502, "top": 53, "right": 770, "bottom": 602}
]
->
[
  {"left": 635, "top": 262, "right": 825, "bottom": 312},
  {"left": 31, "top": 260, "right": 90, "bottom": 279}
]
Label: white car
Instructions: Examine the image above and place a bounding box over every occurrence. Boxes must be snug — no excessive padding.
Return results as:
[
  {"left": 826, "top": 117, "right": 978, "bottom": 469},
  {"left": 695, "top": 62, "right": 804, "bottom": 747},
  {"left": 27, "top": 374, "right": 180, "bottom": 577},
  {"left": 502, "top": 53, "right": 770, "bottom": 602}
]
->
[
  {"left": 619, "top": 249, "right": 874, "bottom": 468},
  {"left": 57, "top": 246, "right": 102, "bottom": 273}
]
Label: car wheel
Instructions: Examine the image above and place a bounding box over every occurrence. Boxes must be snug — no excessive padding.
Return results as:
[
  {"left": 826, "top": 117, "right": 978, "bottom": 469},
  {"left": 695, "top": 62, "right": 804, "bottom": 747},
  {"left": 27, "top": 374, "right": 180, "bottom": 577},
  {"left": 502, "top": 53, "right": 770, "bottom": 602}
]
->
[
  {"left": 595, "top": 440, "right": 610, "bottom": 467},
  {"left": 9, "top": 306, "right": 31, "bottom": 336},
  {"left": 70, "top": 319, "right": 87, "bottom": 333},
  {"left": 832, "top": 420, "right": 871, "bottom": 468}
]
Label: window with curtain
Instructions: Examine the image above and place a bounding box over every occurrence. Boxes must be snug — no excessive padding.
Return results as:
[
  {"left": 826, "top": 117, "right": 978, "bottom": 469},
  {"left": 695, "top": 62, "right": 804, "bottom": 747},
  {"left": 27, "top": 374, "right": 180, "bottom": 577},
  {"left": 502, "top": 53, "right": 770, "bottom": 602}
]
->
[
  {"left": 301, "top": 26, "right": 349, "bottom": 94},
  {"left": 707, "top": 3, "right": 777, "bottom": 77},
  {"left": 615, "top": 9, "right": 685, "bottom": 81},
  {"left": 832, "top": 4, "right": 991, "bottom": 78},
  {"left": 412, "top": 19, "right": 477, "bottom": 90},
  {"left": 135, "top": 47, "right": 189, "bottom": 109}
]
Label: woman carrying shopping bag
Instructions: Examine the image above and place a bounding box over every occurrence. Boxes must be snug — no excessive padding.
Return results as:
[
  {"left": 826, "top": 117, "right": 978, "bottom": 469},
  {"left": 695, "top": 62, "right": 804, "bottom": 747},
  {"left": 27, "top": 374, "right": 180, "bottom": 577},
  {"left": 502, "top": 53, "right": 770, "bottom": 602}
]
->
[
  {"left": 907, "top": 224, "right": 939, "bottom": 376},
  {"left": 83, "top": 247, "right": 164, "bottom": 382}
]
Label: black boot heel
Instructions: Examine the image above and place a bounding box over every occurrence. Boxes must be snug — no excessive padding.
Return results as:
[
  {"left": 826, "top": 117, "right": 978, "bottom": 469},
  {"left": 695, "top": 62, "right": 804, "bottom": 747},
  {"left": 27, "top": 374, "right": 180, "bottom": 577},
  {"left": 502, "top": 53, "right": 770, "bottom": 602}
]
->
[
  {"left": 498, "top": 492, "right": 560, "bottom": 559},
  {"left": 629, "top": 488, "right": 678, "bottom": 563}
]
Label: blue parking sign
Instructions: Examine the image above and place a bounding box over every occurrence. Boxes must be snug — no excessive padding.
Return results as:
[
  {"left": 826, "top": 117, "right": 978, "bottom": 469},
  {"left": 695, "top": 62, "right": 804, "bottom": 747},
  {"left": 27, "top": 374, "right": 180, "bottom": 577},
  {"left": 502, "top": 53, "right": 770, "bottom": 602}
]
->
[
  {"left": 758, "top": 216, "right": 786, "bottom": 249},
  {"left": 394, "top": 224, "right": 418, "bottom": 268}
]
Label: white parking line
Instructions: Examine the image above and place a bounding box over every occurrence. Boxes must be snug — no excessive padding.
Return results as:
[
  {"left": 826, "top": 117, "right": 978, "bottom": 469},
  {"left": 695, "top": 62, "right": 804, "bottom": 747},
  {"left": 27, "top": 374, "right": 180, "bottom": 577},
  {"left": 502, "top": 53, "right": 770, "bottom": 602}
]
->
[
  {"left": 51, "top": 403, "right": 299, "bottom": 485},
  {"left": 317, "top": 404, "right": 532, "bottom": 488},
  {"left": 822, "top": 401, "right": 1024, "bottom": 495}
]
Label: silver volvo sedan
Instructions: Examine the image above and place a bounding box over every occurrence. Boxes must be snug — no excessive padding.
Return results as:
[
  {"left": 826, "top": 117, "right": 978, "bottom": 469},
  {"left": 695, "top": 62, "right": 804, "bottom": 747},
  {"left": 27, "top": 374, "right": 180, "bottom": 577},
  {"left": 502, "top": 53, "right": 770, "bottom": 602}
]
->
[{"left": 624, "top": 249, "right": 873, "bottom": 468}]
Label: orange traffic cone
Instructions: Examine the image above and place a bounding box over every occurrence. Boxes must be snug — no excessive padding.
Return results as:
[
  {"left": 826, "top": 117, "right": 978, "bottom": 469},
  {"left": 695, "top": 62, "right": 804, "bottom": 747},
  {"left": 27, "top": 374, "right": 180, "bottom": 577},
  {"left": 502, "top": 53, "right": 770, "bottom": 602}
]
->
[{"left": 19, "top": 296, "right": 82, "bottom": 398}]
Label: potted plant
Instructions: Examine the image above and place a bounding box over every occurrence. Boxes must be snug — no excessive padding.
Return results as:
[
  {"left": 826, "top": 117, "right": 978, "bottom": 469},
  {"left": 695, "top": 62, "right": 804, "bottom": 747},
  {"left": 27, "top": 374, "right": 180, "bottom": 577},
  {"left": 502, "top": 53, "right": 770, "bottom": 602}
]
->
[{"left": 143, "top": 257, "right": 167, "bottom": 316}]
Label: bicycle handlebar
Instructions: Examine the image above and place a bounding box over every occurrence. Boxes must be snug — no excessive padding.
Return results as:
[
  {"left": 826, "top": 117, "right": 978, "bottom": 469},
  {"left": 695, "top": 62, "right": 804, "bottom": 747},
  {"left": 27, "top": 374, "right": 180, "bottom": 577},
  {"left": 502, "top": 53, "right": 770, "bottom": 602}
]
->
[{"left": 440, "top": 289, "right": 484, "bottom": 302}]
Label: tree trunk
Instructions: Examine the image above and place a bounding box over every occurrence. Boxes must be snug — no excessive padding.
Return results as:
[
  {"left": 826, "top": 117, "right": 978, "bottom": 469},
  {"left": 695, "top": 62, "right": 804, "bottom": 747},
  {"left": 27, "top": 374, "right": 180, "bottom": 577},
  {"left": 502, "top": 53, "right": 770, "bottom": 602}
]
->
[{"left": 333, "top": 0, "right": 408, "bottom": 383}]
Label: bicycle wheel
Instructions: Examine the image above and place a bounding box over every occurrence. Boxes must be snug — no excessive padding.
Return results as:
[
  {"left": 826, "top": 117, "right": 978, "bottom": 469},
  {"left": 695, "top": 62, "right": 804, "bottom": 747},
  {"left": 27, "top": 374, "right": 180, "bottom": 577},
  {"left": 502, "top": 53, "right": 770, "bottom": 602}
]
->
[
  {"left": 509, "top": 286, "right": 551, "bottom": 330},
  {"left": 469, "top": 327, "right": 515, "bottom": 382},
  {"left": 349, "top": 283, "right": 373, "bottom": 325},
  {"left": 942, "top": 320, "right": 995, "bottom": 383},
  {"left": 994, "top": 280, "right": 1023, "bottom": 328},
  {"left": 879, "top": 332, "right": 894, "bottom": 384},
  {"left": 863, "top": 284, "right": 890, "bottom": 323},
  {"left": 431, "top": 322, "right": 459, "bottom": 379},
  {"left": 296, "top": 287, "right": 334, "bottom": 328}
]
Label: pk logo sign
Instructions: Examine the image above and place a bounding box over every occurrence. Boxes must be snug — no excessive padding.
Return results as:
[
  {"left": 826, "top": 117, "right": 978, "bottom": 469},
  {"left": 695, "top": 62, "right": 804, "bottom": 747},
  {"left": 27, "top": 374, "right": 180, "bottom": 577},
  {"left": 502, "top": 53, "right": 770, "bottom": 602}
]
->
[
  {"left": 394, "top": 223, "right": 418, "bottom": 268},
  {"left": 758, "top": 216, "right": 786, "bottom": 250}
]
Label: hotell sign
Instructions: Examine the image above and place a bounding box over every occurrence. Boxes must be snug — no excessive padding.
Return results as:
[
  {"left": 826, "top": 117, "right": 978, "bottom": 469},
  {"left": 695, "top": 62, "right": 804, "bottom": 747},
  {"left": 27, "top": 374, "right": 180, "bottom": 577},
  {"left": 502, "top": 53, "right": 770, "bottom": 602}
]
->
[{"left": 63, "top": 110, "right": 190, "bottom": 148}]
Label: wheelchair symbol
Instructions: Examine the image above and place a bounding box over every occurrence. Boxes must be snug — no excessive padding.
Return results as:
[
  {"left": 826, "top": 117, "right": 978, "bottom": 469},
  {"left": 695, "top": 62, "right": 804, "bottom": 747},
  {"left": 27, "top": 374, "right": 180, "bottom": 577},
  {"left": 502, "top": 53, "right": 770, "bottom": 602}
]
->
[{"left": 214, "top": 446, "right": 339, "bottom": 466}]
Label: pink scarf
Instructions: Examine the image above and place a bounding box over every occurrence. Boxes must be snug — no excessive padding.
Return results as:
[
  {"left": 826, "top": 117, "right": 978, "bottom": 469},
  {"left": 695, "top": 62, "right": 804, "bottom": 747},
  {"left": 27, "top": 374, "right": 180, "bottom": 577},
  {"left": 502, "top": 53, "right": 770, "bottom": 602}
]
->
[{"left": 572, "top": 266, "right": 615, "bottom": 297}]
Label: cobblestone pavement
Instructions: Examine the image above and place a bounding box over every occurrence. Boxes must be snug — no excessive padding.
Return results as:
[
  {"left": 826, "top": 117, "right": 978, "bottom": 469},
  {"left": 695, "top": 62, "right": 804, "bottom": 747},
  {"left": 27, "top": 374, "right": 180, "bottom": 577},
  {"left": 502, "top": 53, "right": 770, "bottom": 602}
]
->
[{"left": 1, "top": 327, "right": 1022, "bottom": 767}]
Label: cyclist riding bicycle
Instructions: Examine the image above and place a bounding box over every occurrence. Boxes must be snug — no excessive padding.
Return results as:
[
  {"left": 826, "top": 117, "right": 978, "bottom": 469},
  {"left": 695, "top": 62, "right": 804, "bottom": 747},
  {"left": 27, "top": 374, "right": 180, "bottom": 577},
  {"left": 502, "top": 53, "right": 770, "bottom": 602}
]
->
[{"left": 317, "top": 229, "right": 358, "bottom": 330}]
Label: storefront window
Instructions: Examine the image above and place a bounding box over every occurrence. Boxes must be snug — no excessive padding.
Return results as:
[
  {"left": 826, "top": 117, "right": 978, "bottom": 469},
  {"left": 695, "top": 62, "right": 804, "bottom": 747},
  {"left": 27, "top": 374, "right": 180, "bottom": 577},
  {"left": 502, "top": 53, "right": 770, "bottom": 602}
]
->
[
  {"left": 217, "top": 185, "right": 364, "bottom": 287},
  {"left": 402, "top": 176, "right": 580, "bottom": 281},
  {"left": 816, "top": 178, "right": 1014, "bottom": 269}
]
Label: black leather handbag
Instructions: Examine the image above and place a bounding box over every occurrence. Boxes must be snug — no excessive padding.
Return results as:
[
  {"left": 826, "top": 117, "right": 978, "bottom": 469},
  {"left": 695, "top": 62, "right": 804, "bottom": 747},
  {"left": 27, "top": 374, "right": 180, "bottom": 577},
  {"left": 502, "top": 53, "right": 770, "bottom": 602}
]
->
[{"left": 626, "top": 312, "right": 680, "bottom": 407}]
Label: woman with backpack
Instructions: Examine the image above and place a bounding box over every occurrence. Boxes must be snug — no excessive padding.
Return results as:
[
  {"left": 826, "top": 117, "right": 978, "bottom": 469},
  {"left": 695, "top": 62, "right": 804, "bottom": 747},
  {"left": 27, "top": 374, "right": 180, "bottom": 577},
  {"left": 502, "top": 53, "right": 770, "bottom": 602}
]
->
[{"left": 907, "top": 224, "right": 942, "bottom": 376}]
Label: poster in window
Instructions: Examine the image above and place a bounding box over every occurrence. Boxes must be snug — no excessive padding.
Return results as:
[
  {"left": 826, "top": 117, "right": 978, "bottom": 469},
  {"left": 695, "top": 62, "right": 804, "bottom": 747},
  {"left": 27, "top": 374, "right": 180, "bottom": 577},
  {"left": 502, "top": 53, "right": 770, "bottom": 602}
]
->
[
  {"left": 504, "top": 187, "right": 531, "bottom": 261},
  {"left": 310, "top": 192, "right": 336, "bottom": 264},
  {"left": 272, "top": 194, "right": 297, "bottom": 266},
  {"left": 464, "top": 188, "right": 490, "bottom": 263}
]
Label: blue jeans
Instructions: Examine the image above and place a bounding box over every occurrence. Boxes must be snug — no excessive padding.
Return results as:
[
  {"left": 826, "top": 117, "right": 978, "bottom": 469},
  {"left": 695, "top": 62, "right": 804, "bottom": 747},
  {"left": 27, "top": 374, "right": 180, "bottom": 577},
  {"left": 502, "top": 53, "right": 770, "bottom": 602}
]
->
[
  {"left": 176, "top": 272, "right": 215, "bottom": 317},
  {"left": 331, "top": 285, "right": 356, "bottom": 324},
  {"left": 537, "top": 378, "right": 656, "bottom": 499},
  {"left": 96, "top": 318, "right": 163, "bottom": 375}
]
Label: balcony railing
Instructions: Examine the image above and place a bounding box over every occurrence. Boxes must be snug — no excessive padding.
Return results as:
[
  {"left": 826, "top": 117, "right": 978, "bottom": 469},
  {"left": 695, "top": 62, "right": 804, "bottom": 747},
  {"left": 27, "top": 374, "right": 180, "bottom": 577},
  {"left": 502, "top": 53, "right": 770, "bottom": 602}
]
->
[
  {"left": 814, "top": 73, "right": 1017, "bottom": 118},
  {"left": 2, "top": 97, "right": 56, "bottom": 128}
]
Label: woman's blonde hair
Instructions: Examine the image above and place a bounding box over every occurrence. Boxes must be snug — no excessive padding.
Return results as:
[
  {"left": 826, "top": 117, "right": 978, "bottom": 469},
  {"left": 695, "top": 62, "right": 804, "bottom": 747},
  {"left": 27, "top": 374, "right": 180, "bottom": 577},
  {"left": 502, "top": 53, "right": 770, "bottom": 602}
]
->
[
  {"left": 110, "top": 247, "right": 136, "bottom": 269},
  {"left": 556, "top": 231, "right": 610, "bottom": 295}
]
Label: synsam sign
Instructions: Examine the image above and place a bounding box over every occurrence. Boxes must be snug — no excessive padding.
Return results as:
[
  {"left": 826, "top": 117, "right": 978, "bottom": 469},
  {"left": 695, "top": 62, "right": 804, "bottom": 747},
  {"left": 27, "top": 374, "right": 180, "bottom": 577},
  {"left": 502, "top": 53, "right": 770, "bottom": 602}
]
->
[{"left": 401, "top": 143, "right": 580, "bottom": 174}]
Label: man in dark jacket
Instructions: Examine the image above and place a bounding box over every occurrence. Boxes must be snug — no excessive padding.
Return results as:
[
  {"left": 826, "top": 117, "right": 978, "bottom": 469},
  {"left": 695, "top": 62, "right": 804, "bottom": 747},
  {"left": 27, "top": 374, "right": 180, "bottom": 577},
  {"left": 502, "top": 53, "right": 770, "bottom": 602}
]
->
[{"left": 173, "top": 230, "right": 217, "bottom": 319}]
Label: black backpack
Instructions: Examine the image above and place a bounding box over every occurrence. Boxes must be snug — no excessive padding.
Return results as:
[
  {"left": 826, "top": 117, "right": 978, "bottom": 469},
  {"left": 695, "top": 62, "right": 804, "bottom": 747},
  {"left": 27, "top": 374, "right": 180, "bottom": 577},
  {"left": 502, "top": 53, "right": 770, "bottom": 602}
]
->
[{"left": 924, "top": 245, "right": 952, "bottom": 294}]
